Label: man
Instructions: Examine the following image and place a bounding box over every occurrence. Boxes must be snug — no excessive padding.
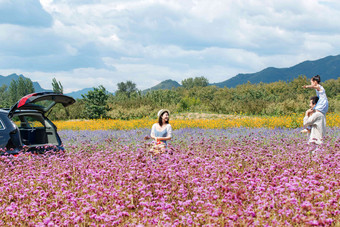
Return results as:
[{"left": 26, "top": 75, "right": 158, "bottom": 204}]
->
[{"left": 303, "top": 96, "right": 326, "bottom": 146}]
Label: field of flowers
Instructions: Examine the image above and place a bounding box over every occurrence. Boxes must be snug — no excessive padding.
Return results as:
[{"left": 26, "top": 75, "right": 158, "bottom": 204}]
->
[
  {"left": 54, "top": 112, "right": 340, "bottom": 130},
  {"left": 0, "top": 126, "right": 339, "bottom": 226}
]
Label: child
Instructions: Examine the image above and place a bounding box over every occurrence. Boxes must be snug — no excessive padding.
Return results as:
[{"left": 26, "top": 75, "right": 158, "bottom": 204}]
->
[{"left": 301, "top": 75, "right": 328, "bottom": 133}]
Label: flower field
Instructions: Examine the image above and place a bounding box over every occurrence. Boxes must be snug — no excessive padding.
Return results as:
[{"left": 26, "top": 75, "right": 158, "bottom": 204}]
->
[
  {"left": 54, "top": 112, "right": 340, "bottom": 130},
  {"left": 0, "top": 127, "right": 340, "bottom": 226}
]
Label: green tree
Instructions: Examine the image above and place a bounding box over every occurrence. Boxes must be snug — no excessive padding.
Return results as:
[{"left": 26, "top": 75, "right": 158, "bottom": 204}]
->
[
  {"left": 182, "top": 76, "right": 209, "bottom": 89},
  {"left": 116, "top": 80, "right": 138, "bottom": 98},
  {"left": 51, "top": 77, "right": 69, "bottom": 117},
  {"left": 194, "top": 76, "right": 209, "bottom": 87},
  {"left": 52, "top": 77, "right": 63, "bottom": 94},
  {"left": 323, "top": 78, "right": 340, "bottom": 99},
  {"left": 181, "top": 78, "right": 194, "bottom": 89},
  {"left": 195, "top": 86, "right": 220, "bottom": 112},
  {"left": 0, "top": 84, "right": 8, "bottom": 108},
  {"left": 82, "top": 85, "right": 110, "bottom": 119},
  {"left": 7, "top": 77, "right": 34, "bottom": 105},
  {"left": 8, "top": 79, "right": 18, "bottom": 104},
  {"left": 17, "top": 77, "right": 34, "bottom": 98}
]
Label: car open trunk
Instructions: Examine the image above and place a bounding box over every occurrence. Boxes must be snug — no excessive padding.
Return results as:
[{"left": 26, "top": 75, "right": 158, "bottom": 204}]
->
[
  {"left": 8, "top": 92, "right": 75, "bottom": 118},
  {"left": 12, "top": 112, "right": 60, "bottom": 148}
]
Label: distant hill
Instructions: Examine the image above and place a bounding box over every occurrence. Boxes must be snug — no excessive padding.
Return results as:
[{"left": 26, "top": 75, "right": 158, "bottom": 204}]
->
[
  {"left": 212, "top": 54, "right": 340, "bottom": 88},
  {"left": 0, "top": 73, "right": 49, "bottom": 92},
  {"left": 66, "top": 88, "right": 116, "bottom": 99},
  {"left": 2, "top": 54, "right": 340, "bottom": 96},
  {"left": 0, "top": 74, "right": 110, "bottom": 99},
  {"left": 143, "top": 79, "right": 181, "bottom": 93},
  {"left": 65, "top": 88, "right": 94, "bottom": 99}
]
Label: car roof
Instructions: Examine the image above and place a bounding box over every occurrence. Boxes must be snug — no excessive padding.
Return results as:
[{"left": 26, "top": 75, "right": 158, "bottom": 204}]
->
[{"left": 0, "top": 109, "right": 9, "bottom": 114}]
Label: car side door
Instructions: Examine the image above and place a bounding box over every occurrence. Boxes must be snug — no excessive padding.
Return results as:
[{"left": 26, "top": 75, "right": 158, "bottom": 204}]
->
[{"left": 0, "top": 115, "right": 8, "bottom": 149}]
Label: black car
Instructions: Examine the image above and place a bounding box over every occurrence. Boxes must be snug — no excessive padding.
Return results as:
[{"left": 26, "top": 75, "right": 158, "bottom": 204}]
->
[{"left": 0, "top": 92, "right": 75, "bottom": 155}]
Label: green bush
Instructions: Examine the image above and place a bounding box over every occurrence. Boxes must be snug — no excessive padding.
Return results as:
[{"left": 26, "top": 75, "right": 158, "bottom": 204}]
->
[
  {"left": 108, "top": 105, "right": 155, "bottom": 120},
  {"left": 31, "top": 75, "right": 340, "bottom": 120}
]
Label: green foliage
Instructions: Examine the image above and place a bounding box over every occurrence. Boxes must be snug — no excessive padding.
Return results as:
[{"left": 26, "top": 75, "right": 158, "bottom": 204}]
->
[
  {"left": 0, "top": 77, "right": 35, "bottom": 107},
  {"left": 116, "top": 81, "right": 138, "bottom": 98},
  {"left": 0, "top": 84, "right": 9, "bottom": 108},
  {"left": 177, "top": 96, "right": 201, "bottom": 112},
  {"left": 82, "top": 85, "right": 110, "bottom": 119},
  {"left": 103, "top": 75, "right": 339, "bottom": 119},
  {"left": 48, "top": 101, "right": 85, "bottom": 120},
  {"left": 107, "top": 88, "right": 180, "bottom": 119},
  {"left": 323, "top": 78, "right": 340, "bottom": 99},
  {"left": 52, "top": 78, "right": 63, "bottom": 94},
  {"left": 144, "top": 89, "right": 181, "bottom": 107},
  {"left": 3, "top": 74, "right": 337, "bottom": 120},
  {"left": 181, "top": 76, "right": 209, "bottom": 89},
  {"left": 108, "top": 105, "right": 155, "bottom": 120}
]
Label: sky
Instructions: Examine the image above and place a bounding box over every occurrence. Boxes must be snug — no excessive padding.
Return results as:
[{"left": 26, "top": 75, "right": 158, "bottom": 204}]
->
[{"left": 1, "top": 0, "right": 340, "bottom": 93}]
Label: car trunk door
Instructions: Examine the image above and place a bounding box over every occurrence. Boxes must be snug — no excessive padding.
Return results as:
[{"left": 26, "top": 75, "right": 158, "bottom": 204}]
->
[{"left": 8, "top": 92, "right": 75, "bottom": 118}]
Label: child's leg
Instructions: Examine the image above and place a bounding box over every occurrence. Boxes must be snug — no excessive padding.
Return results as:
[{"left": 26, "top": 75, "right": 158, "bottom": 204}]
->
[{"left": 301, "top": 108, "right": 314, "bottom": 133}]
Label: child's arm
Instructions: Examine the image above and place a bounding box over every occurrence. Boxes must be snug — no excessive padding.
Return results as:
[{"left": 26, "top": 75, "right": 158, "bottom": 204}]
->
[{"left": 303, "top": 84, "right": 320, "bottom": 91}]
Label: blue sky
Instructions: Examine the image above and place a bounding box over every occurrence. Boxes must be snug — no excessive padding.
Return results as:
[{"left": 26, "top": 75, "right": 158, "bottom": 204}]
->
[{"left": 1, "top": 0, "right": 340, "bottom": 93}]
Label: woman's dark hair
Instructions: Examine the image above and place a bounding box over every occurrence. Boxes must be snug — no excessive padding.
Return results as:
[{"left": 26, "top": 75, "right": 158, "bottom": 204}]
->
[
  {"left": 158, "top": 111, "right": 169, "bottom": 126},
  {"left": 311, "top": 75, "right": 321, "bottom": 84},
  {"left": 310, "top": 96, "right": 319, "bottom": 105}
]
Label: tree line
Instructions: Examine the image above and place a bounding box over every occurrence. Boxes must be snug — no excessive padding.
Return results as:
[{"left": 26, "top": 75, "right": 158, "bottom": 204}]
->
[{"left": 0, "top": 75, "right": 339, "bottom": 120}]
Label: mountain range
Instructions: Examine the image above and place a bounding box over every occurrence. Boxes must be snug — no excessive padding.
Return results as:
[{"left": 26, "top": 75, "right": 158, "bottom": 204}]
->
[
  {"left": 0, "top": 73, "right": 48, "bottom": 92},
  {"left": 1, "top": 54, "right": 340, "bottom": 98},
  {"left": 146, "top": 54, "right": 340, "bottom": 91},
  {"left": 211, "top": 54, "right": 340, "bottom": 88},
  {"left": 0, "top": 73, "right": 88, "bottom": 99}
]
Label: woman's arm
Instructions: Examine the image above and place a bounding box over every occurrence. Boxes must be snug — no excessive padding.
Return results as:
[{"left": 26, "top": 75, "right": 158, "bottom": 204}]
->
[
  {"left": 155, "top": 136, "right": 171, "bottom": 142},
  {"left": 150, "top": 124, "right": 157, "bottom": 140},
  {"left": 156, "top": 125, "right": 172, "bottom": 141}
]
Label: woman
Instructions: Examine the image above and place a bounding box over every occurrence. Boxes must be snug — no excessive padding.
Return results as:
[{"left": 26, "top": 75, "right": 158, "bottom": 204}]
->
[{"left": 150, "top": 109, "right": 172, "bottom": 154}]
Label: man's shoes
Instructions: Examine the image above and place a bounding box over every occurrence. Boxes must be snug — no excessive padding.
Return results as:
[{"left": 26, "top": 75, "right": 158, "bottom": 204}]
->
[{"left": 301, "top": 129, "right": 309, "bottom": 133}]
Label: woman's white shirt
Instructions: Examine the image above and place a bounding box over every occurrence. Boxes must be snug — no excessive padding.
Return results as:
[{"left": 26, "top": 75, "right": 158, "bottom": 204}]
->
[{"left": 150, "top": 123, "right": 172, "bottom": 138}]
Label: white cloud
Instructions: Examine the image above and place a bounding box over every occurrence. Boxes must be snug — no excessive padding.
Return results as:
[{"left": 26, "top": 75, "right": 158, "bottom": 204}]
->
[{"left": 1, "top": 0, "right": 340, "bottom": 93}]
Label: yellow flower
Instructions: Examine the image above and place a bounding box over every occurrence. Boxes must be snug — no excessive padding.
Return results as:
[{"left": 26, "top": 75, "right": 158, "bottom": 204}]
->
[{"left": 55, "top": 113, "right": 340, "bottom": 130}]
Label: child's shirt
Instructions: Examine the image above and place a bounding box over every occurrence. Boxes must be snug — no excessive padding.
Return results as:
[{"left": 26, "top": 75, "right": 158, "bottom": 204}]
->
[{"left": 314, "top": 85, "right": 328, "bottom": 115}]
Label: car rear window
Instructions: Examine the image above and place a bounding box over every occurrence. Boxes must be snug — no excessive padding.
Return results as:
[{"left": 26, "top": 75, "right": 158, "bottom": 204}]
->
[
  {"left": 33, "top": 100, "right": 55, "bottom": 109},
  {"left": 12, "top": 115, "right": 45, "bottom": 128}
]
